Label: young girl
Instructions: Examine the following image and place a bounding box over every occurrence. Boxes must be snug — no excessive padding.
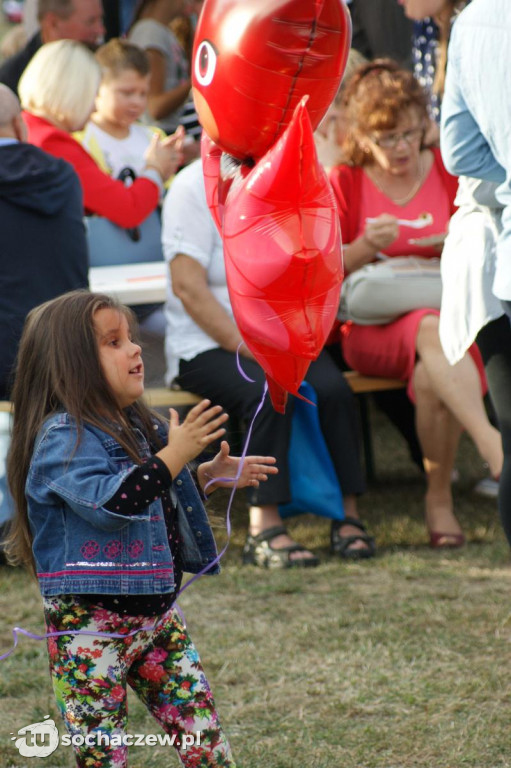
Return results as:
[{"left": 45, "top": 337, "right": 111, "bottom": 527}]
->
[{"left": 5, "top": 290, "right": 277, "bottom": 768}]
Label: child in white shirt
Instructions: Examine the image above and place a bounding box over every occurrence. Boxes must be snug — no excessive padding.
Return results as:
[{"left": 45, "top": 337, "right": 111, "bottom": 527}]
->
[
  {"left": 77, "top": 39, "right": 185, "bottom": 345},
  {"left": 78, "top": 37, "right": 183, "bottom": 180}
]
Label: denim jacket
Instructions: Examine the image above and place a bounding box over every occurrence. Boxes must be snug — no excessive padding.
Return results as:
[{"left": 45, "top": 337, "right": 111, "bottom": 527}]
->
[{"left": 26, "top": 412, "right": 219, "bottom": 597}]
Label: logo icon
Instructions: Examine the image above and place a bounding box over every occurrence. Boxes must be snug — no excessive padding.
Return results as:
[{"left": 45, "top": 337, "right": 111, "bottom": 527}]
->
[{"left": 11, "top": 716, "right": 59, "bottom": 758}]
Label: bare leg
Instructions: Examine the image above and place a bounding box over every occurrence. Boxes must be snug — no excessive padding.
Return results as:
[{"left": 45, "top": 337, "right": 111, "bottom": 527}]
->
[
  {"left": 416, "top": 315, "right": 503, "bottom": 478},
  {"left": 414, "top": 360, "right": 464, "bottom": 544}
]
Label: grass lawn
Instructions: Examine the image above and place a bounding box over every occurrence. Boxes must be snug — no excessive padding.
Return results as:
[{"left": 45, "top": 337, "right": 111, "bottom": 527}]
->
[{"left": 1, "top": 403, "right": 509, "bottom": 768}]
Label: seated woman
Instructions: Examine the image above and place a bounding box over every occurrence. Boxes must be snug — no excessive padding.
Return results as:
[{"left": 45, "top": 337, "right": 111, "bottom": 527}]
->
[
  {"left": 162, "top": 159, "right": 373, "bottom": 565},
  {"left": 330, "top": 59, "right": 503, "bottom": 548},
  {"left": 316, "top": 49, "right": 424, "bottom": 473},
  {"left": 18, "top": 40, "right": 182, "bottom": 230}
]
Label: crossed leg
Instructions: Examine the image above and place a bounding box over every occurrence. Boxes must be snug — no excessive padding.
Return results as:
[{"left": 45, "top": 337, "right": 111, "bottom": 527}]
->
[{"left": 413, "top": 314, "right": 503, "bottom": 544}]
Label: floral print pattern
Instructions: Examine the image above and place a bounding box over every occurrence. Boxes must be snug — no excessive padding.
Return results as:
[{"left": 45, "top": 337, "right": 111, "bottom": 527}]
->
[{"left": 43, "top": 596, "right": 235, "bottom": 768}]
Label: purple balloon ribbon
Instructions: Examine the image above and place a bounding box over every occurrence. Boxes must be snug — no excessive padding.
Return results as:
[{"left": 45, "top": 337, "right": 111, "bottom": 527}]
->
[
  {"left": 177, "top": 380, "right": 268, "bottom": 601},
  {"left": 0, "top": 381, "right": 268, "bottom": 660},
  {"left": 235, "top": 342, "right": 256, "bottom": 382},
  {"left": 0, "top": 625, "right": 145, "bottom": 662}
]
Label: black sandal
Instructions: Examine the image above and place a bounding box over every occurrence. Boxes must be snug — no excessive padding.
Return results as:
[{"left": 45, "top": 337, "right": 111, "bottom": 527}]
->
[
  {"left": 242, "top": 525, "right": 320, "bottom": 569},
  {"left": 330, "top": 517, "right": 376, "bottom": 560}
]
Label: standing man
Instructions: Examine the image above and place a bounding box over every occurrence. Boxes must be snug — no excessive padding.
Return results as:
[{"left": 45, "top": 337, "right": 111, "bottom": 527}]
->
[{"left": 0, "top": 0, "right": 105, "bottom": 95}]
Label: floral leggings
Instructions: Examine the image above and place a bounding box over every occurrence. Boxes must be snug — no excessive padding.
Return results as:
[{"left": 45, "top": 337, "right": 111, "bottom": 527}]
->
[{"left": 43, "top": 596, "right": 236, "bottom": 768}]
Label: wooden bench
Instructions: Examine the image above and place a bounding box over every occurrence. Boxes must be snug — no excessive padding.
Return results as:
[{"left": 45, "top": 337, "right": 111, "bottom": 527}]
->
[
  {"left": 144, "top": 374, "right": 407, "bottom": 478},
  {"left": 0, "top": 372, "right": 405, "bottom": 481},
  {"left": 143, "top": 372, "right": 404, "bottom": 406},
  {"left": 342, "top": 372, "right": 405, "bottom": 481}
]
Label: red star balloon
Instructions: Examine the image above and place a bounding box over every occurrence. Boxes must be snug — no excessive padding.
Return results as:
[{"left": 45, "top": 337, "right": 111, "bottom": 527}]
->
[{"left": 192, "top": 0, "right": 351, "bottom": 412}]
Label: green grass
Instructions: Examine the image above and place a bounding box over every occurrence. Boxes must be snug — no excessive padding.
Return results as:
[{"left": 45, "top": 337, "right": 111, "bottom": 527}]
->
[{"left": 1, "top": 404, "right": 509, "bottom": 768}]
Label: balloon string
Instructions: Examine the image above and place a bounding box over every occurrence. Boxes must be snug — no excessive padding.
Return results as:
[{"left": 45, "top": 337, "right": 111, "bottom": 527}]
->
[
  {"left": 176, "top": 381, "right": 267, "bottom": 599},
  {"left": 0, "top": 381, "right": 268, "bottom": 662},
  {"left": 0, "top": 626, "right": 145, "bottom": 662},
  {"left": 235, "top": 342, "right": 256, "bottom": 382}
]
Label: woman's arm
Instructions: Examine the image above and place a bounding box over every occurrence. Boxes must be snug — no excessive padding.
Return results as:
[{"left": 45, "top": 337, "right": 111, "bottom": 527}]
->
[
  {"left": 48, "top": 131, "right": 162, "bottom": 228},
  {"left": 330, "top": 164, "right": 399, "bottom": 273},
  {"left": 343, "top": 215, "right": 399, "bottom": 273},
  {"left": 441, "top": 29, "right": 505, "bottom": 184},
  {"left": 170, "top": 253, "right": 254, "bottom": 358},
  {"left": 343, "top": 234, "right": 381, "bottom": 274},
  {"left": 146, "top": 49, "right": 191, "bottom": 122}
]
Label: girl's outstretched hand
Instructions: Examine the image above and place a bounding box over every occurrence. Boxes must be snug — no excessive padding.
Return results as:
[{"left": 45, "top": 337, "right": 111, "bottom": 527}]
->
[
  {"left": 197, "top": 440, "right": 278, "bottom": 494},
  {"left": 157, "top": 400, "right": 228, "bottom": 479}
]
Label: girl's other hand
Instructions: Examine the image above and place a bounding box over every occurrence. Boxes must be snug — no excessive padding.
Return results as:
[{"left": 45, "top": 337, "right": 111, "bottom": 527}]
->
[
  {"left": 157, "top": 400, "right": 228, "bottom": 478},
  {"left": 197, "top": 440, "right": 278, "bottom": 494}
]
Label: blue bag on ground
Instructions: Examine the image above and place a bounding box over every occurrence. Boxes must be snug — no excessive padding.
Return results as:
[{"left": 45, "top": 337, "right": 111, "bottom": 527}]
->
[{"left": 279, "top": 382, "right": 344, "bottom": 521}]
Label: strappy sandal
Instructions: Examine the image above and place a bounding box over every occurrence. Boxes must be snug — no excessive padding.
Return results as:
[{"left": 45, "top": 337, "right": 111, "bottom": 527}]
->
[
  {"left": 330, "top": 517, "right": 376, "bottom": 560},
  {"left": 242, "top": 525, "right": 320, "bottom": 569}
]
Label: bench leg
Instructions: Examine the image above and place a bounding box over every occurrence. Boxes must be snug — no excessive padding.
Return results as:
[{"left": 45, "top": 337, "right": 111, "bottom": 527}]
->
[{"left": 357, "top": 394, "right": 376, "bottom": 484}]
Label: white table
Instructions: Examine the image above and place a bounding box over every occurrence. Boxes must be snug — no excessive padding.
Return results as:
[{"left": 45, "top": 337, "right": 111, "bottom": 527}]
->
[{"left": 89, "top": 261, "right": 167, "bottom": 305}]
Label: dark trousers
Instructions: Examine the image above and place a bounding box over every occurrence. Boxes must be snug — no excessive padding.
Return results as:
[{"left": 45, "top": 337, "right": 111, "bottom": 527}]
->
[
  {"left": 177, "top": 348, "right": 366, "bottom": 507},
  {"left": 476, "top": 314, "right": 511, "bottom": 546}
]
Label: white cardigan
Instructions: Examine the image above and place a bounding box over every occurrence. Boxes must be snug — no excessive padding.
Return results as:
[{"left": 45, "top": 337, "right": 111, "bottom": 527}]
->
[{"left": 439, "top": 177, "right": 504, "bottom": 364}]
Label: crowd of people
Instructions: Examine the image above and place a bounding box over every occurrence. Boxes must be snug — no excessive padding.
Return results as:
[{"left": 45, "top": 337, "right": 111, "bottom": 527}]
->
[{"left": 0, "top": 0, "right": 509, "bottom": 764}]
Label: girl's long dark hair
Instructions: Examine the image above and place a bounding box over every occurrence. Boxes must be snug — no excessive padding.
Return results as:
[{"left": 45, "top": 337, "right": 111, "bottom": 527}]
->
[{"left": 5, "top": 290, "right": 164, "bottom": 574}]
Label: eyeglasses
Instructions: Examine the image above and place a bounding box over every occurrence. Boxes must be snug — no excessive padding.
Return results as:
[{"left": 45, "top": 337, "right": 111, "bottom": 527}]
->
[{"left": 370, "top": 128, "right": 423, "bottom": 149}]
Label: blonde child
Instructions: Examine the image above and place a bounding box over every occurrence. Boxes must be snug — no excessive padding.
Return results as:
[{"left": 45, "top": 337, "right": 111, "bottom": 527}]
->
[{"left": 5, "top": 290, "right": 277, "bottom": 767}]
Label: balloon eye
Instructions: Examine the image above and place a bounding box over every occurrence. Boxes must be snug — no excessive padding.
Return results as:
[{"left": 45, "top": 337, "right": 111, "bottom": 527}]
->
[{"left": 194, "top": 40, "right": 217, "bottom": 86}]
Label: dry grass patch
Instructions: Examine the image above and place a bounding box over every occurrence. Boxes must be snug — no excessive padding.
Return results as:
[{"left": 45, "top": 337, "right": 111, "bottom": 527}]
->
[{"left": 1, "top": 405, "right": 510, "bottom": 767}]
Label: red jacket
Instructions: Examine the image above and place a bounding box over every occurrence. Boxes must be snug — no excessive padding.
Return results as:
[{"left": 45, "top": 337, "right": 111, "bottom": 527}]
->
[
  {"left": 329, "top": 147, "right": 459, "bottom": 247},
  {"left": 23, "top": 111, "right": 159, "bottom": 228}
]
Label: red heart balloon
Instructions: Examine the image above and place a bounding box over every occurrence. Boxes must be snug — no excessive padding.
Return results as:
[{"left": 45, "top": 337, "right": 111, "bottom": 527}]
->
[{"left": 203, "top": 99, "right": 343, "bottom": 412}]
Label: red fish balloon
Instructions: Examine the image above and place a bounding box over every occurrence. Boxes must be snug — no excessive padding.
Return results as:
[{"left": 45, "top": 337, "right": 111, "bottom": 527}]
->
[
  {"left": 193, "top": 0, "right": 351, "bottom": 161},
  {"left": 192, "top": 0, "right": 351, "bottom": 412}
]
